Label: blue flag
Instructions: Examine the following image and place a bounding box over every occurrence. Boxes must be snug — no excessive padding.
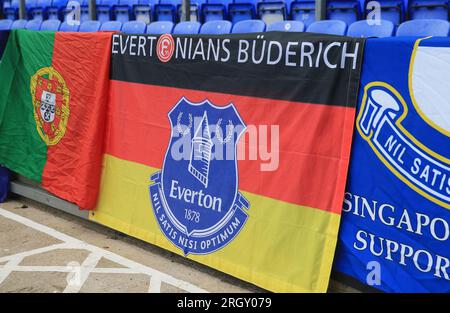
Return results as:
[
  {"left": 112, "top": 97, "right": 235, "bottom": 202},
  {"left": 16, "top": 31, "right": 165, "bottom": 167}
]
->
[{"left": 334, "top": 37, "right": 450, "bottom": 292}]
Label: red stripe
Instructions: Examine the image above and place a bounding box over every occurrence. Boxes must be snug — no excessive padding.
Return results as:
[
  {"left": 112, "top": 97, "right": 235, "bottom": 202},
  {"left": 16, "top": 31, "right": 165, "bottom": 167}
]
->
[
  {"left": 106, "top": 81, "right": 355, "bottom": 213},
  {"left": 42, "top": 32, "right": 112, "bottom": 209}
]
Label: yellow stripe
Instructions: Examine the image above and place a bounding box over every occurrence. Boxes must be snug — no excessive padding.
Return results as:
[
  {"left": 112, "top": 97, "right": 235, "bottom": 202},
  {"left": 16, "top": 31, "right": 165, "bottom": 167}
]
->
[{"left": 89, "top": 154, "right": 341, "bottom": 292}]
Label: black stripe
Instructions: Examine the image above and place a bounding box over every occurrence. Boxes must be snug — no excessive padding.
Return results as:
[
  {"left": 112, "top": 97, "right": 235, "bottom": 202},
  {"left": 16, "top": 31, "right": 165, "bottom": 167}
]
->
[{"left": 110, "top": 32, "right": 365, "bottom": 107}]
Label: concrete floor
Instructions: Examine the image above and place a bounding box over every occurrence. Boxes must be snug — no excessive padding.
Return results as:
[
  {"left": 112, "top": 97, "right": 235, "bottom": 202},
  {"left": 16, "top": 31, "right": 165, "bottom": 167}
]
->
[
  {"left": 0, "top": 197, "right": 359, "bottom": 293},
  {"left": 0, "top": 197, "right": 265, "bottom": 293}
]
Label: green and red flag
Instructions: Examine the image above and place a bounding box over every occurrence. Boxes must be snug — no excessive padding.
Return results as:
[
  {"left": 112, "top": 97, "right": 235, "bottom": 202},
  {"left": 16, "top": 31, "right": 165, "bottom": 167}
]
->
[{"left": 0, "top": 30, "right": 112, "bottom": 209}]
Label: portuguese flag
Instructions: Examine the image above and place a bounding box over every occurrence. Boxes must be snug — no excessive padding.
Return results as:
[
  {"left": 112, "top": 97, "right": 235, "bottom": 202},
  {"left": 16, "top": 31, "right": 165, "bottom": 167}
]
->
[{"left": 0, "top": 30, "right": 112, "bottom": 209}]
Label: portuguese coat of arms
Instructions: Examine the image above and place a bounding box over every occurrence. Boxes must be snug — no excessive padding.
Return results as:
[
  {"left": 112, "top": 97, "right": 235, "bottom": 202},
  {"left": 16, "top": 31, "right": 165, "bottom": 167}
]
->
[{"left": 30, "top": 67, "right": 70, "bottom": 146}]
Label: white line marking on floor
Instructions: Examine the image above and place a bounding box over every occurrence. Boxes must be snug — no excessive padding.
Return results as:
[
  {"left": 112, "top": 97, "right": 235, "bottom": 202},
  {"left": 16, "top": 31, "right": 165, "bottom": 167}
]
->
[{"left": 0, "top": 208, "right": 207, "bottom": 293}]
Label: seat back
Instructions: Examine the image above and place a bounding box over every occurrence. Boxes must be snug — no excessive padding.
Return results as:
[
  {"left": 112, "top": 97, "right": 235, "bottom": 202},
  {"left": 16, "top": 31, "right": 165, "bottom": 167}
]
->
[
  {"left": 307, "top": 19, "right": 347, "bottom": 35},
  {"left": 40, "top": 19, "right": 62, "bottom": 30},
  {"left": 0, "top": 20, "right": 13, "bottom": 30},
  {"left": 11, "top": 19, "right": 28, "bottom": 29},
  {"left": 347, "top": 19, "right": 395, "bottom": 37},
  {"left": 176, "top": 0, "right": 205, "bottom": 22},
  {"left": 78, "top": 0, "right": 97, "bottom": 23},
  {"left": 396, "top": 19, "right": 449, "bottom": 36},
  {"left": 100, "top": 20, "right": 123, "bottom": 30},
  {"left": 199, "top": 20, "right": 232, "bottom": 34},
  {"left": 154, "top": 0, "right": 180, "bottom": 22},
  {"left": 97, "top": 0, "right": 119, "bottom": 22},
  {"left": 134, "top": 0, "right": 159, "bottom": 24},
  {"left": 291, "top": 0, "right": 315, "bottom": 27},
  {"left": 232, "top": 19, "right": 266, "bottom": 33},
  {"left": 122, "top": 20, "right": 147, "bottom": 33},
  {"left": 258, "top": 1, "right": 286, "bottom": 24},
  {"left": 365, "top": 0, "right": 404, "bottom": 26},
  {"left": 173, "top": 21, "right": 201, "bottom": 34},
  {"left": 60, "top": 21, "right": 80, "bottom": 31},
  {"left": 266, "top": 20, "right": 305, "bottom": 31},
  {"left": 47, "top": 0, "right": 68, "bottom": 20},
  {"left": 229, "top": 0, "right": 256, "bottom": 25},
  {"left": 146, "top": 20, "right": 174, "bottom": 33},
  {"left": 4, "top": 0, "right": 20, "bottom": 20},
  {"left": 202, "top": 0, "right": 232, "bottom": 23},
  {"left": 79, "top": 20, "right": 102, "bottom": 31},
  {"left": 114, "top": 0, "right": 139, "bottom": 22},
  {"left": 327, "top": 0, "right": 360, "bottom": 25},
  {"left": 409, "top": 0, "right": 449, "bottom": 20},
  {"left": 30, "top": 0, "right": 53, "bottom": 20}
]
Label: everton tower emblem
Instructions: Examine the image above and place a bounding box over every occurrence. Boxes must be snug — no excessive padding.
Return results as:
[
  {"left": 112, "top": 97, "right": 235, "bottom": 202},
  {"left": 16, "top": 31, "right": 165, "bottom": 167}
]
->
[
  {"left": 149, "top": 98, "right": 250, "bottom": 255},
  {"left": 30, "top": 67, "right": 70, "bottom": 146}
]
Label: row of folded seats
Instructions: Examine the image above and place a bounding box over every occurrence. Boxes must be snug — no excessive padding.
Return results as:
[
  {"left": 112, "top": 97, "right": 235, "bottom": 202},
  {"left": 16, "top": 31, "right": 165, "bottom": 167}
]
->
[
  {"left": 2, "top": 0, "right": 449, "bottom": 27},
  {"left": 0, "top": 18, "right": 448, "bottom": 36}
]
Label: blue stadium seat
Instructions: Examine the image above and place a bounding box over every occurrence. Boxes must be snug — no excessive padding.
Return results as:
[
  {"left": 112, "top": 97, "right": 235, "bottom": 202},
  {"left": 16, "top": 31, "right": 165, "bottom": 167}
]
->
[
  {"left": 232, "top": 19, "right": 265, "bottom": 33},
  {"left": 257, "top": 1, "right": 286, "bottom": 24},
  {"left": 24, "top": 0, "right": 38, "bottom": 19},
  {"left": 347, "top": 19, "right": 394, "bottom": 37},
  {"left": 284, "top": 0, "right": 294, "bottom": 15},
  {"left": 133, "top": 0, "right": 159, "bottom": 24},
  {"left": 60, "top": 21, "right": 80, "bottom": 31},
  {"left": 173, "top": 21, "right": 201, "bottom": 34},
  {"left": 146, "top": 20, "right": 174, "bottom": 33},
  {"left": 29, "top": 0, "right": 52, "bottom": 20},
  {"left": 62, "top": 0, "right": 82, "bottom": 22},
  {"left": 2, "top": 0, "right": 11, "bottom": 13},
  {"left": 266, "top": 20, "right": 305, "bottom": 31},
  {"left": 202, "top": 0, "right": 232, "bottom": 22},
  {"left": 79, "top": 20, "right": 101, "bottom": 31},
  {"left": 22, "top": 0, "right": 37, "bottom": 18},
  {"left": 2, "top": 0, "right": 11, "bottom": 14},
  {"left": 291, "top": 0, "right": 315, "bottom": 27},
  {"left": 307, "top": 19, "right": 347, "bottom": 35},
  {"left": 11, "top": 19, "right": 27, "bottom": 29},
  {"left": 229, "top": 0, "right": 256, "bottom": 25},
  {"left": 176, "top": 0, "right": 205, "bottom": 22},
  {"left": 0, "top": 20, "right": 13, "bottom": 30},
  {"left": 113, "top": 0, "right": 139, "bottom": 22},
  {"left": 396, "top": 19, "right": 449, "bottom": 36},
  {"left": 154, "top": 0, "right": 180, "bottom": 22},
  {"left": 327, "top": 0, "right": 360, "bottom": 25},
  {"left": 122, "top": 20, "right": 147, "bottom": 33},
  {"left": 100, "top": 20, "right": 123, "bottom": 30},
  {"left": 47, "top": 0, "right": 68, "bottom": 20},
  {"left": 79, "top": 0, "right": 98, "bottom": 23},
  {"left": 4, "top": 0, "right": 19, "bottom": 20},
  {"left": 40, "top": 19, "right": 61, "bottom": 30},
  {"left": 96, "top": 0, "right": 119, "bottom": 22},
  {"left": 365, "top": 0, "right": 405, "bottom": 26},
  {"left": 409, "top": 0, "right": 449, "bottom": 20},
  {"left": 200, "top": 20, "right": 232, "bottom": 34}
]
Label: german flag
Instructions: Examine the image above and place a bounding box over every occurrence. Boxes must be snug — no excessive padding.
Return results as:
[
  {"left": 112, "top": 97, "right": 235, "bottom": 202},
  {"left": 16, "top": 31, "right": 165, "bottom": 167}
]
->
[{"left": 90, "top": 32, "right": 364, "bottom": 292}]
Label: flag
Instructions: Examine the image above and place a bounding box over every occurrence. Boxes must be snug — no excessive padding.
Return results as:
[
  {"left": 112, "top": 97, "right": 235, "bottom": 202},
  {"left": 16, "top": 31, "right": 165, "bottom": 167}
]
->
[
  {"left": 334, "top": 37, "right": 450, "bottom": 292},
  {"left": 0, "top": 30, "right": 111, "bottom": 209},
  {"left": 90, "top": 32, "right": 365, "bottom": 292}
]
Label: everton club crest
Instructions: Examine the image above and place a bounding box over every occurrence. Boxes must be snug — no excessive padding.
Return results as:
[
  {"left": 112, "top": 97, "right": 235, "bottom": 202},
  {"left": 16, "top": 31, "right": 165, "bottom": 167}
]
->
[
  {"left": 149, "top": 97, "right": 250, "bottom": 255},
  {"left": 30, "top": 67, "right": 70, "bottom": 146}
]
